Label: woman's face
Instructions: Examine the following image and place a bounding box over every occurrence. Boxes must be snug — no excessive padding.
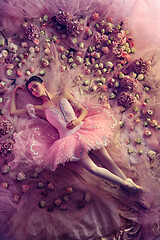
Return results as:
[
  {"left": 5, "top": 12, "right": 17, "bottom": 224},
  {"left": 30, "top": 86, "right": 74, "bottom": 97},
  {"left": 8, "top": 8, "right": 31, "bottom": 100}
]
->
[{"left": 28, "top": 81, "right": 46, "bottom": 97}]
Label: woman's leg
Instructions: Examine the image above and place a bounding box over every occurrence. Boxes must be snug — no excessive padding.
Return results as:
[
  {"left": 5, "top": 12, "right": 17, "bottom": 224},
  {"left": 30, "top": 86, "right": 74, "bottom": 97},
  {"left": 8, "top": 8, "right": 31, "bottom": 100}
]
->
[
  {"left": 79, "top": 153, "right": 125, "bottom": 186},
  {"left": 91, "top": 147, "right": 127, "bottom": 180},
  {"left": 79, "top": 153, "right": 142, "bottom": 192}
]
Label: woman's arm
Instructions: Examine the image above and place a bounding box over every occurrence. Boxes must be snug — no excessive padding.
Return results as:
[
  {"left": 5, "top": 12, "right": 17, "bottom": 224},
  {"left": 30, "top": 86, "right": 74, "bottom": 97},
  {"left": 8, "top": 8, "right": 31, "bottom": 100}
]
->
[
  {"left": 62, "top": 91, "right": 88, "bottom": 129},
  {"left": 10, "top": 85, "right": 28, "bottom": 116},
  {"left": 10, "top": 86, "right": 45, "bottom": 118}
]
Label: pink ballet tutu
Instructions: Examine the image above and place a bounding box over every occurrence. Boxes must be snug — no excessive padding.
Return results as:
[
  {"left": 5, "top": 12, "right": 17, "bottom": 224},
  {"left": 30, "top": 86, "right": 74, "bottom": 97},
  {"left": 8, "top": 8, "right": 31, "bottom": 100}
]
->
[
  {"left": 46, "top": 103, "right": 117, "bottom": 169},
  {"left": 1, "top": 0, "right": 160, "bottom": 239},
  {"left": 13, "top": 101, "right": 117, "bottom": 170}
]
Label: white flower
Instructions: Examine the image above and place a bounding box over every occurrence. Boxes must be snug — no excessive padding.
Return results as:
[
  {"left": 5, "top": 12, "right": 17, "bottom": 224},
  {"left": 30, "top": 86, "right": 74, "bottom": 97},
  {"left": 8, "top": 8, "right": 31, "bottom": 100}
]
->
[
  {"left": 17, "top": 172, "right": 26, "bottom": 181},
  {"left": 8, "top": 43, "right": 18, "bottom": 53}
]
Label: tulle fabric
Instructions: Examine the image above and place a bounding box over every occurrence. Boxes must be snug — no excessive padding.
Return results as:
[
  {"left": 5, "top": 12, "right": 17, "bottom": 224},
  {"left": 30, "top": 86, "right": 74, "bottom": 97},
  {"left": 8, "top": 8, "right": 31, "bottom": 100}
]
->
[
  {"left": 42, "top": 102, "right": 117, "bottom": 169},
  {"left": 0, "top": 161, "right": 122, "bottom": 240},
  {"left": 0, "top": 0, "right": 160, "bottom": 240},
  {"left": 12, "top": 100, "right": 117, "bottom": 170}
]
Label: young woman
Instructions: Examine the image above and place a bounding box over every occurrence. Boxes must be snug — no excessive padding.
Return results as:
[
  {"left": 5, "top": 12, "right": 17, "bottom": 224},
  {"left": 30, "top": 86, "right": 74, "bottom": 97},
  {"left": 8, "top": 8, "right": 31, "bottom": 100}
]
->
[{"left": 10, "top": 75, "right": 143, "bottom": 194}]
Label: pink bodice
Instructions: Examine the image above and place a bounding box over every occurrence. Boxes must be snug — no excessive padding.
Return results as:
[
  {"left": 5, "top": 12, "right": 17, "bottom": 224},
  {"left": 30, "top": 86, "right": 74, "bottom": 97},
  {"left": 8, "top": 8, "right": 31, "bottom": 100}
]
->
[{"left": 45, "top": 98, "right": 83, "bottom": 138}]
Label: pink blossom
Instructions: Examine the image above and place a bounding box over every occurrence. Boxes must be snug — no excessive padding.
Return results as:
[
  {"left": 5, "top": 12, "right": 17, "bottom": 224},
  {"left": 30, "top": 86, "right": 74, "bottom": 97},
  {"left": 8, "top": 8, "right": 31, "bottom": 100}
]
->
[
  {"left": 1, "top": 164, "right": 11, "bottom": 174},
  {"left": 92, "top": 12, "right": 99, "bottom": 21},
  {"left": 13, "top": 195, "right": 20, "bottom": 202},
  {"left": 1, "top": 182, "right": 9, "bottom": 189},
  {"left": 22, "top": 185, "right": 30, "bottom": 192},
  {"left": 16, "top": 70, "right": 23, "bottom": 77},
  {"left": 102, "top": 85, "right": 107, "bottom": 91},
  {"left": 54, "top": 199, "right": 62, "bottom": 206},
  {"left": 65, "top": 186, "right": 73, "bottom": 194},
  {"left": 34, "top": 38, "right": 39, "bottom": 45},
  {"left": 48, "top": 183, "right": 55, "bottom": 190},
  {"left": 102, "top": 47, "right": 109, "bottom": 54}
]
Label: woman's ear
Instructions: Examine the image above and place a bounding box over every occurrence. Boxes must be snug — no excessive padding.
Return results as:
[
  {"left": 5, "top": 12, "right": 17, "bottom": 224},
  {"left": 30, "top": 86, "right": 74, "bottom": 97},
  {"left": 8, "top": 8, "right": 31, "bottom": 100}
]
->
[{"left": 42, "top": 82, "right": 46, "bottom": 88}]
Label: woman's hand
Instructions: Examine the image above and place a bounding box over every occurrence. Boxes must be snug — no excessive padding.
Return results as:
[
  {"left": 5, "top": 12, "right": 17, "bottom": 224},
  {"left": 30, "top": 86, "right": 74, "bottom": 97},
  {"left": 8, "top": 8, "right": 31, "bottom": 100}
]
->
[
  {"left": 14, "top": 85, "right": 25, "bottom": 94},
  {"left": 67, "top": 119, "right": 81, "bottom": 129},
  {"left": 10, "top": 85, "right": 28, "bottom": 116}
]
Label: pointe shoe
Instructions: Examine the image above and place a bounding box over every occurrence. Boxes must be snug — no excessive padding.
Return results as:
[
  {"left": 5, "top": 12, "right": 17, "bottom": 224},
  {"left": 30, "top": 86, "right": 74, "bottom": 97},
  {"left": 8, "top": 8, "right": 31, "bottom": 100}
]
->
[
  {"left": 129, "top": 194, "right": 150, "bottom": 209},
  {"left": 123, "top": 178, "right": 143, "bottom": 194},
  {"left": 134, "top": 198, "right": 150, "bottom": 209}
]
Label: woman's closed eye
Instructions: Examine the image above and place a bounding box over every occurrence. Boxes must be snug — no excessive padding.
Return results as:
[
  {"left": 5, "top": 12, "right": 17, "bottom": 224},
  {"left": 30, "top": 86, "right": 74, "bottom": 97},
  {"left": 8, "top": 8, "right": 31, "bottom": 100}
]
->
[
  {"left": 33, "top": 84, "right": 38, "bottom": 89},
  {"left": 29, "top": 84, "right": 38, "bottom": 93}
]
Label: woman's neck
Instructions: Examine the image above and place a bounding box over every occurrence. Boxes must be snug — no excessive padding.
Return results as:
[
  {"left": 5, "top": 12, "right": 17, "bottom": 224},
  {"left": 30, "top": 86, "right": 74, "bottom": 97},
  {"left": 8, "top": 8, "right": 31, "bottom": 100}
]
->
[{"left": 41, "top": 90, "right": 54, "bottom": 103}]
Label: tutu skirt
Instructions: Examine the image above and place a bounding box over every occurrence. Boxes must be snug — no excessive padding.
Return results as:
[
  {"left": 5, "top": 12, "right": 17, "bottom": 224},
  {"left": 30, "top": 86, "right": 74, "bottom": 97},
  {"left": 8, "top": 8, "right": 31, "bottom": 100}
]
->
[
  {"left": 13, "top": 103, "right": 117, "bottom": 170},
  {"left": 46, "top": 104, "right": 117, "bottom": 169},
  {"left": 1, "top": 0, "right": 160, "bottom": 239}
]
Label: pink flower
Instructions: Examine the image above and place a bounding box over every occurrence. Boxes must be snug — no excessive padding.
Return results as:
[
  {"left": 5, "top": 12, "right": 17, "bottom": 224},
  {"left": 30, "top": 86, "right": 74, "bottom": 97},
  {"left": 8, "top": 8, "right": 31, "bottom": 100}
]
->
[
  {"left": 84, "top": 192, "right": 92, "bottom": 203},
  {"left": 60, "top": 65, "right": 66, "bottom": 72},
  {"left": 94, "top": 32, "right": 101, "bottom": 43},
  {"left": 21, "top": 59, "right": 27, "bottom": 65},
  {"left": 33, "top": 38, "right": 39, "bottom": 45},
  {"left": 94, "top": 70, "right": 102, "bottom": 77},
  {"left": 58, "top": 46, "right": 64, "bottom": 53},
  {"left": 41, "top": 58, "right": 50, "bottom": 67},
  {"left": 102, "top": 47, "right": 109, "bottom": 54},
  {"left": 65, "top": 186, "right": 73, "bottom": 194},
  {"left": 118, "top": 92, "right": 136, "bottom": 108},
  {"left": 54, "top": 199, "right": 62, "bottom": 206},
  {"left": 35, "top": 46, "right": 40, "bottom": 52},
  {"left": 16, "top": 70, "right": 23, "bottom": 77},
  {"left": 144, "top": 129, "right": 152, "bottom": 137},
  {"left": 22, "top": 184, "right": 30, "bottom": 192},
  {"left": 102, "top": 85, "right": 107, "bottom": 92},
  {"left": 30, "top": 67, "right": 35, "bottom": 73},
  {"left": 24, "top": 52, "right": 29, "bottom": 58},
  {"left": 44, "top": 48, "right": 51, "bottom": 55},
  {"left": 76, "top": 51, "right": 83, "bottom": 57},
  {"left": 134, "top": 58, "right": 151, "bottom": 74},
  {"left": 0, "top": 139, "right": 14, "bottom": 157},
  {"left": 60, "top": 204, "right": 67, "bottom": 210},
  {"left": 13, "top": 194, "right": 20, "bottom": 202},
  {"left": 48, "top": 183, "right": 55, "bottom": 191},
  {"left": 44, "top": 43, "right": 51, "bottom": 49},
  {"left": 41, "top": 23, "right": 47, "bottom": 28},
  {"left": 120, "top": 76, "right": 137, "bottom": 91},
  {"left": 92, "top": 12, "right": 99, "bottom": 21},
  {"left": 86, "top": 69, "right": 91, "bottom": 74},
  {"left": 22, "top": 22, "right": 28, "bottom": 29},
  {"left": 106, "top": 17, "right": 112, "bottom": 22},
  {"left": 1, "top": 182, "right": 9, "bottom": 189},
  {"left": 0, "top": 57, "right": 4, "bottom": 65},
  {"left": 100, "top": 35, "right": 108, "bottom": 42},
  {"left": 21, "top": 42, "right": 28, "bottom": 48},
  {"left": 1, "top": 165, "right": 11, "bottom": 174},
  {"left": 129, "top": 113, "right": 134, "bottom": 118},
  {"left": 56, "top": 39, "right": 60, "bottom": 44},
  {"left": 7, "top": 63, "right": 14, "bottom": 69}
]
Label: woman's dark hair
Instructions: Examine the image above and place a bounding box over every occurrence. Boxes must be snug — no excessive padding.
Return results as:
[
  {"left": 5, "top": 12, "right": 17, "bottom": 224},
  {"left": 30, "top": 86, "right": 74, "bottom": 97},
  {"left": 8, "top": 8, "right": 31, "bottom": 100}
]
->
[{"left": 25, "top": 76, "right": 43, "bottom": 90}]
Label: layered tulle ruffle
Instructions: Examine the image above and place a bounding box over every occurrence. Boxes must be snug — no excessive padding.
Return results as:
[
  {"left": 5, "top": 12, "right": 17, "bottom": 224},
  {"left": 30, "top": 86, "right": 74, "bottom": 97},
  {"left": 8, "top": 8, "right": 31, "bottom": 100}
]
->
[{"left": 0, "top": 0, "right": 160, "bottom": 240}]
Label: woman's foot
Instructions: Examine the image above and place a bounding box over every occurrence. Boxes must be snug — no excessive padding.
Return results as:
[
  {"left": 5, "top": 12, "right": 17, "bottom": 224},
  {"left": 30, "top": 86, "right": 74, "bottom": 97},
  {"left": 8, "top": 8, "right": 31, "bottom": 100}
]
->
[
  {"left": 129, "top": 192, "right": 150, "bottom": 209},
  {"left": 133, "top": 196, "right": 150, "bottom": 209},
  {"left": 123, "top": 178, "right": 143, "bottom": 194}
]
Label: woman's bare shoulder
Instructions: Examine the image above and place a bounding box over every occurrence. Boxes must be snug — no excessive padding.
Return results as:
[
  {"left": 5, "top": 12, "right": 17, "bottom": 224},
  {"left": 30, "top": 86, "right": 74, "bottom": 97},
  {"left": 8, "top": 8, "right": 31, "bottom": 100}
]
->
[{"left": 60, "top": 91, "right": 74, "bottom": 101}]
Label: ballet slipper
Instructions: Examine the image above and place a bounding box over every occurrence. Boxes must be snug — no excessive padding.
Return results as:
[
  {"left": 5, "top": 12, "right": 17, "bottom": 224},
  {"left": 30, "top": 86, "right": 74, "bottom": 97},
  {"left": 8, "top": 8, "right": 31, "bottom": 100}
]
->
[
  {"left": 129, "top": 193, "right": 150, "bottom": 209},
  {"left": 123, "top": 178, "right": 143, "bottom": 194}
]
